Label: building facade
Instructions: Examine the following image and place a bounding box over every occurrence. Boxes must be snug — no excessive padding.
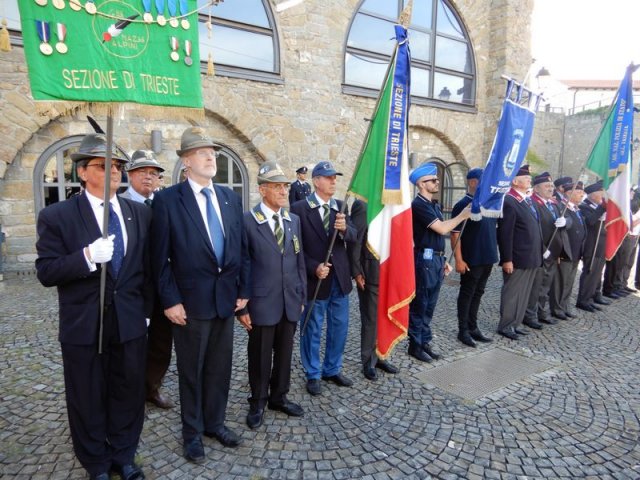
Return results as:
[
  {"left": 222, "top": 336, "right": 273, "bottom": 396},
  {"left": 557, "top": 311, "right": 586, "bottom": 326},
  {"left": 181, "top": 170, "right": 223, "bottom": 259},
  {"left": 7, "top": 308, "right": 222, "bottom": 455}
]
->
[{"left": 0, "top": 0, "right": 534, "bottom": 273}]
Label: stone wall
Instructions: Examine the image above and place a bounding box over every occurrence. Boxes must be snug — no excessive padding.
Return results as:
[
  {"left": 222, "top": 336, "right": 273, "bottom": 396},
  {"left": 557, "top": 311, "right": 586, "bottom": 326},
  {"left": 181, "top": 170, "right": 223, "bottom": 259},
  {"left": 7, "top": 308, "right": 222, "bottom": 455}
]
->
[{"left": 0, "top": 0, "right": 534, "bottom": 272}]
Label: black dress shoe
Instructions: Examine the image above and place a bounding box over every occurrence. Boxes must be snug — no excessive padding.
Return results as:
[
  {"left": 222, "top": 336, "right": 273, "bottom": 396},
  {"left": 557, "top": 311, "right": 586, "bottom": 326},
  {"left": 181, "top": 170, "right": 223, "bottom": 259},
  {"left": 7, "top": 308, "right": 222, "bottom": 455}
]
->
[
  {"left": 375, "top": 359, "right": 399, "bottom": 374},
  {"left": 614, "top": 289, "right": 630, "bottom": 297},
  {"left": 306, "top": 379, "right": 321, "bottom": 396},
  {"left": 514, "top": 328, "right": 530, "bottom": 335},
  {"left": 363, "top": 366, "right": 377, "bottom": 381},
  {"left": 146, "top": 390, "right": 174, "bottom": 409},
  {"left": 603, "top": 292, "right": 621, "bottom": 299},
  {"left": 593, "top": 296, "right": 612, "bottom": 305},
  {"left": 564, "top": 311, "right": 576, "bottom": 318},
  {"left": 523, "top": 320, "right": 543, "bottom": 330},
  {"left": 552, "top": 311, "right": 568, "bottom": 320},
  {"left": 408, "top": 344, "right": 432, "bottom": 362},
  {"left": 112, "top": 463, "right": 145, "bottom": 480},
  {"left": 246, "top": 407, "right": 264, "bottom": 429},
  {"left": 268, "top": 400, "right": 304, "bottom": 417},
  {"left": 576, "top": 303, "right": 595, "bottom": 313},
  {"left": 91, "top": 473, "right": 110, "bottom": 480},
  {"left": 497, "top": 328, "right": 519, "bottom": 340},
  {"left": 321, "top": 373, "right": 353, "bottom": 387},
  {"left": 183, "top": 438, "right": 205, "bottom": 464},
  {"left": 539, "top": 317, "right": 558, "bottom": 325},
  {"left": 469, "top": 329, "right": 493, "bottom": 343},
  {"left": 457, "top": 332, "right": 477, "bottom": 348},
  {"left": 624, "top": 286, "right": 638, "bottom": 293},
  {"left": 590, "top": 303, "right": 603, "bottom": 311},
  {"left": 205, "top": 426, "right": 241, "bottom": 448},
  {"left": 422, "top": 344, "right": 442, "bottom": 360}
]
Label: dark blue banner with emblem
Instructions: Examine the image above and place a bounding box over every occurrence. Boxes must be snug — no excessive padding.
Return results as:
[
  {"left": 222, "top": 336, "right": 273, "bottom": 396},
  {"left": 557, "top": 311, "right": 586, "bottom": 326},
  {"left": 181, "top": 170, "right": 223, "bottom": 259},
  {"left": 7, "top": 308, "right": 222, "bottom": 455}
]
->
[
  {"left": 471, "top": 80, "right": 537, "bottom": 218},
  {"left": 18, "top": 0, "right": 202, "bottom": 109}
]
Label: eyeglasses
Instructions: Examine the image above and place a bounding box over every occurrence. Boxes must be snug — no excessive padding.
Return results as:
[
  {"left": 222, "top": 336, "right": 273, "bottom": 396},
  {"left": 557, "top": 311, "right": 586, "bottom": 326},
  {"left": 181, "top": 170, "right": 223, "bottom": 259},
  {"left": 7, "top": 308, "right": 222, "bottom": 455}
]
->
[
  {"left": 264, "top": 184, "right": 290, "bottom": 192},
  {"left": 86, "top": 162, "right": 126, "bottom": 171},
  {"left": 192, "top": 148, "right": 219, "bottom": 158},
  {"left": 132, "top": 169, "right": 161, "bottom": 178}
]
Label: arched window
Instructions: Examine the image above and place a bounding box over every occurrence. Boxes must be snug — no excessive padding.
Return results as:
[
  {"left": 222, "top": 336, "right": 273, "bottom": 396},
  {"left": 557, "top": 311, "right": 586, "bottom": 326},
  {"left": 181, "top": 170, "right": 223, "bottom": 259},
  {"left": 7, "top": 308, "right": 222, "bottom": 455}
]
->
[
  {"left": 197, "top": 0, "right": 280, "bottom": 82},
  {"left": 33, "top": 135, "right": 129, "bottom": 214},
  {"left": 171, "top": 145, "right": 249, "bottom": 209},
  {"left": 344, "top": 0, "right": 475, "bottom": 109}
]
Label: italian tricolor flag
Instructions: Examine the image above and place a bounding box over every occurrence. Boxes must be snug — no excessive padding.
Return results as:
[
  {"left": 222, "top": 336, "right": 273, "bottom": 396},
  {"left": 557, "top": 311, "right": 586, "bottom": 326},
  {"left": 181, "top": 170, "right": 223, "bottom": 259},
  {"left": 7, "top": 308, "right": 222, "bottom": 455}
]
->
[
  {"left": 348, "top": 24, "right": 415, "bottom": 358},
  {"left": 586, "top": 64, "right": 636, "bottom": 260}
]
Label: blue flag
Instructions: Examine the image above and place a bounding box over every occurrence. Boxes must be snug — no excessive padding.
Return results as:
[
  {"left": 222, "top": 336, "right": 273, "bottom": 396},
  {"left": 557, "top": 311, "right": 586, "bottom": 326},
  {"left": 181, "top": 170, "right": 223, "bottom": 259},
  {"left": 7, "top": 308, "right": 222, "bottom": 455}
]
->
[{"left": 471, "top": 81, "right": 538, "bottom": 218}]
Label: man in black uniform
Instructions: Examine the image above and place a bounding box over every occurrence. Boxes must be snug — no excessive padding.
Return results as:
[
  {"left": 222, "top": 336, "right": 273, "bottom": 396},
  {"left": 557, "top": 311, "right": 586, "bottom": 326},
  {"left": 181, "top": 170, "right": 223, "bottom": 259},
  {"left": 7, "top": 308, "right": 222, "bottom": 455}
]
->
[
  {"left": 288, "top": 166, "right": 311, "bottom": 204},
  {"left": 450, "top": 168, "right": 495, "bottom": 348},
  {"left": 524, "top": 171, "right": 569, "bottom": 326},
  {"left": 576, "top": 180, "right": 609, "bottom": 312},
  {"left": 407, "top": 162, "right": 470, "bottom": 361}
]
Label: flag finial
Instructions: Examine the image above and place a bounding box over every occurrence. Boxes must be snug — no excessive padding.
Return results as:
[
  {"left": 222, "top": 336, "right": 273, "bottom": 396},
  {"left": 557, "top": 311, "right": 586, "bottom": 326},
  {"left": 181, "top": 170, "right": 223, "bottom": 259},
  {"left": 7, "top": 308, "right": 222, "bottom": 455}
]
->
[{"left": 398, "top": 0, "right": 413, "bottom": 28}]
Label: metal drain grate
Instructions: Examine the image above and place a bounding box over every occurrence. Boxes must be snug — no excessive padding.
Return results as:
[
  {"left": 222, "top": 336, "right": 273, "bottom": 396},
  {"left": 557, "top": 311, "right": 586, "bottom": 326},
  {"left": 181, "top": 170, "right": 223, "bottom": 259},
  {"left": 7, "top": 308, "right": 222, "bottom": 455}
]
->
[{"left": 416, "top": 347, "right": 554, "bottom": 400}]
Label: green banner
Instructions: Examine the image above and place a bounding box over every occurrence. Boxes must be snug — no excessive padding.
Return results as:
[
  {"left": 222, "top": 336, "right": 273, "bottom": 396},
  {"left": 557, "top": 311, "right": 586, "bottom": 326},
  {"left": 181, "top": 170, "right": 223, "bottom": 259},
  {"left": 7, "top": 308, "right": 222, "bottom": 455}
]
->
[{"left": 18, "top": 0, "right": 203, "bottom": 109}]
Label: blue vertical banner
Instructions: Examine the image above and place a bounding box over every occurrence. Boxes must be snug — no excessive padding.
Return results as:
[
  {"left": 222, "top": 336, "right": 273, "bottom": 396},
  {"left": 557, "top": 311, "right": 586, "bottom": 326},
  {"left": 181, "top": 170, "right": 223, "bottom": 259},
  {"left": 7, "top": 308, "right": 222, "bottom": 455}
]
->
[{"left": 471, "top": 81, "right": 538, "bottom": 218}]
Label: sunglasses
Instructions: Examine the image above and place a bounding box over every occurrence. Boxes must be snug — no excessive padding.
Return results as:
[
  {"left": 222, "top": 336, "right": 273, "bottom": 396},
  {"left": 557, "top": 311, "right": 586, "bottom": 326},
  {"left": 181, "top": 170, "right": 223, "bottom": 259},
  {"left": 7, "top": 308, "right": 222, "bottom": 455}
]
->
[{"left": 86, "top": 162, "right": 126, "bottom": 172}]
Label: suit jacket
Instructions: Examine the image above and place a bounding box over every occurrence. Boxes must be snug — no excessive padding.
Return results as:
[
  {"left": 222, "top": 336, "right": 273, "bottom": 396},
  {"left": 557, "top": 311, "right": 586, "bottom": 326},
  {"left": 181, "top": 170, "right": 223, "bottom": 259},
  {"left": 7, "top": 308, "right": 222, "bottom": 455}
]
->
[
  {"left": 347, "top": 199, "right": 380, "bottom": 285},
  {"left": 241, "top": 205, "right": 307, "bottom": 325},
  {"left": 563, "top": 206, "right": 586, "bottom": 261},
  {"left": 530, "top": 194, "right": 571, "bottom": 259},
  {"left": 288, "top": 180, "right": 311, "bottom": 205},
  {"left": 497, "top": 189, "right": 543, "bottom": 269},
  {"left": 579, "top": 198, "right": 606, "bottom": 261},
  {"left": 151, "top": 180, "right": 249, "bottom": 320},
  {"left": 36, "top": 192, "right": 152, "bottom": 345},
  {"left": 290, "top": 193, "right": 357, "bottom": 300}
]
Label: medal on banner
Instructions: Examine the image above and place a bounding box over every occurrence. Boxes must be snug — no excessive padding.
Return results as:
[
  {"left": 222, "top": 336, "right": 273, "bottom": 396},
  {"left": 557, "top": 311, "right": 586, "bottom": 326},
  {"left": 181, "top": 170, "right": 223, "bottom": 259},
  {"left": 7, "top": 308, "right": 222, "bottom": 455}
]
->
[
  {"left": 142, "top": 0, "right": 153, "bottom": 23},
  {"left": 35, "top": 20, "right": 53, "bottom": 56},
  {"left": 55, "top": 23, "right": 68, "bottom": 54},
  {"left": 155, "top": 0, "right": 166, "bottom": 26},
  {"left": 85, "top": 0, "right": 97, "bottom": 14},
  {"left": 184, "top": 39, "right": 193, "bottom": 66},
  {"left": 179, "top": 0, "right": 190, "bottom": 30},
  {"left": 52, "top": 0, "right": 65, "bottom": 9},
  {"left": 35, "top": 0, "right": 48, "bottom": 6},
  {"left": 170, "top": 36, "right": 179, "bottom": 61},
  {"left": 69, "top": 0, "right": 82, "bottom": 11},
  {"left": 168, "top": 0, "right": 178, "bottom": 28}
]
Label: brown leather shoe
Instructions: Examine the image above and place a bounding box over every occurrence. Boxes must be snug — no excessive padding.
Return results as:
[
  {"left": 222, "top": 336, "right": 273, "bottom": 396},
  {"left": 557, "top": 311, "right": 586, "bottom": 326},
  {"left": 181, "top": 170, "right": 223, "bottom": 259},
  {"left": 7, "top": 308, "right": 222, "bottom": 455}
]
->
[{"left": 146, "top": 390, "right": 174, "bottom": 409}]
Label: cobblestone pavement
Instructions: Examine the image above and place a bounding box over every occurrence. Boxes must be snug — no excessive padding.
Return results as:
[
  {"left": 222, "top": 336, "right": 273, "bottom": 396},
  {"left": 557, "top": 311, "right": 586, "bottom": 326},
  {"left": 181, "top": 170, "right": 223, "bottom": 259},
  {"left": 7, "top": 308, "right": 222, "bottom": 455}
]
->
[{"left": 1, "top": 268, "right": 640, "bottom": 480}]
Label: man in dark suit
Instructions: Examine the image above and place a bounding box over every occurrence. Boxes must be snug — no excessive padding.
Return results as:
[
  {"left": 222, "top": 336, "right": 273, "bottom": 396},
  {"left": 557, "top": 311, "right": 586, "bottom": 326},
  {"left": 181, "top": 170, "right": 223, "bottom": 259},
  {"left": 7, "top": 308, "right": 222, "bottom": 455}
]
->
[
  {"left": 151, "top": 127, "right": 249, "bottom": 462},
  {"left": 36, "top": 134, "right": 151, "bottom": 480},
  {"left": 288, "top": 166, "right": 311, "bottom": 204},
  {"left": 524, "top": 171, "right": 569, "bottom": 326},
  {"left": 290, "top": 161, "right": 357, "bottom": 396},
  {"left": 577, "top": 180, "right": 609, "bottom": 311},
  {"left": 236, "top": 161, "right": 307, "bottom": 429},
  {"left": 497, "top": 164, "right": 543, "bottom": 340},
  {"left": 120, "top": 150, "right": 174, "bottom": 410},
  {"left": 549, "top": 182, "right": 586, "bottom": 319},
  {"left": 348, "top": 199, "right": 399, "bottom": 380}
]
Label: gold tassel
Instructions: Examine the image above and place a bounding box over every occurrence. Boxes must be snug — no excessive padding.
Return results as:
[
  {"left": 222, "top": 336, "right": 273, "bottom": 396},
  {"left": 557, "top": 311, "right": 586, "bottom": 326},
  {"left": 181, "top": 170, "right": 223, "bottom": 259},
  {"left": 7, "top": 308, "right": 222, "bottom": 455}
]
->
[
  {"left": 0, "top": 19, "right": 11, "bottom": 52},
  {"left": 207, "top": 52, "right": 214, "bottom": 76}
]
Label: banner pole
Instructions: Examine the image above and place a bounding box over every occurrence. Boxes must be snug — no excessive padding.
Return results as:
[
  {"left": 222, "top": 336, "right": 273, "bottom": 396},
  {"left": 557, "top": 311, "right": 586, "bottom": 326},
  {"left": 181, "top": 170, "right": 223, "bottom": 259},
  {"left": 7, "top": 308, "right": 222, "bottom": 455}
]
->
[{"left": 98, "top": 109, "right": 114, "bottom": 355}]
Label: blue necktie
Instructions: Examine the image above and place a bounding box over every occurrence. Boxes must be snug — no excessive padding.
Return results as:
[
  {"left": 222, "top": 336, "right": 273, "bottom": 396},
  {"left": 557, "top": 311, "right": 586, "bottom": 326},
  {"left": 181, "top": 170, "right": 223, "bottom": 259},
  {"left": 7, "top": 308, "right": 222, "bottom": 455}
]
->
[
  {"left": 546, "top": 201, "right": 557, "bottom": 219},
  {"left": 525, "top": 197, "right": 538, "bottom": 220},
  {"left": 107, "top": 203, "right": 124, "bottom": 277},
  {"left": 201, "top": 188, "right": 225, "bottom": 266}
]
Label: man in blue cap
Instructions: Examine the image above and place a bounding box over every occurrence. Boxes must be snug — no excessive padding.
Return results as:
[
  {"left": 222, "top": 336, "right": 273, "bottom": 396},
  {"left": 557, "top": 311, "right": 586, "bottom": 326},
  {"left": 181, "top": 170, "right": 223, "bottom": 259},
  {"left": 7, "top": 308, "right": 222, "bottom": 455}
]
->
[
  {"left": 290, "top": 161, "right": 357, "bottom": 395},
  {"left": 450, "top": 167, "right": 495, "bottom": 348},
  {"left": 407, "top": 162, "right": 471, "bottom": 362}
]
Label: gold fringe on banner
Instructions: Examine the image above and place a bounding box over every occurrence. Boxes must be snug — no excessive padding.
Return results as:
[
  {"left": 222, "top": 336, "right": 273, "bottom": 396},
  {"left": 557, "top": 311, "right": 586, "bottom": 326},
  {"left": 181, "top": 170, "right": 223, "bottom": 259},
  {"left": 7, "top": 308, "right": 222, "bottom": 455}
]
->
[
  {"left": 206, "top": 6, "right": 214, "bottom": 76},
  {"left": 0, "top": 19, "right": 11, "bottom": 52},
  {"left": 207, "top": 52, "right": 215, "bottom": 76},
  {"left": 35, "top": 101, "right": 204, "bottom": 123}
]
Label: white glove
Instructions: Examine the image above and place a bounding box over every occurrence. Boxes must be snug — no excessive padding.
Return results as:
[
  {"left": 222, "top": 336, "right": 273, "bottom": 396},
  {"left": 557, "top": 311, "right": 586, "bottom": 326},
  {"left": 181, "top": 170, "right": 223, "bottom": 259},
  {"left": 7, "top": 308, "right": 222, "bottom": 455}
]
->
[
  {"left": 599, "top": 213, "right": 606, "bottom": 221},
  {"left": 543, "top": 249, "right": 551, "bottom": 260},
  {"left": 88, "top": 235, "right": 115, "bottom": 263},
  {"left": 554, "top": 217, "right": 567, "bottom": 228}
]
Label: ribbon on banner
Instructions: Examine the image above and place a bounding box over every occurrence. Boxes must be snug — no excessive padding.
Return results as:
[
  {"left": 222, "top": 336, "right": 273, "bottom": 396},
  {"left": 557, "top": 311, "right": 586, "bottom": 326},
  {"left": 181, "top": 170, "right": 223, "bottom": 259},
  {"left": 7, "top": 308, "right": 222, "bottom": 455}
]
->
[{"left": 471, "top": 80, "right": 538, "bottom": 219}]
